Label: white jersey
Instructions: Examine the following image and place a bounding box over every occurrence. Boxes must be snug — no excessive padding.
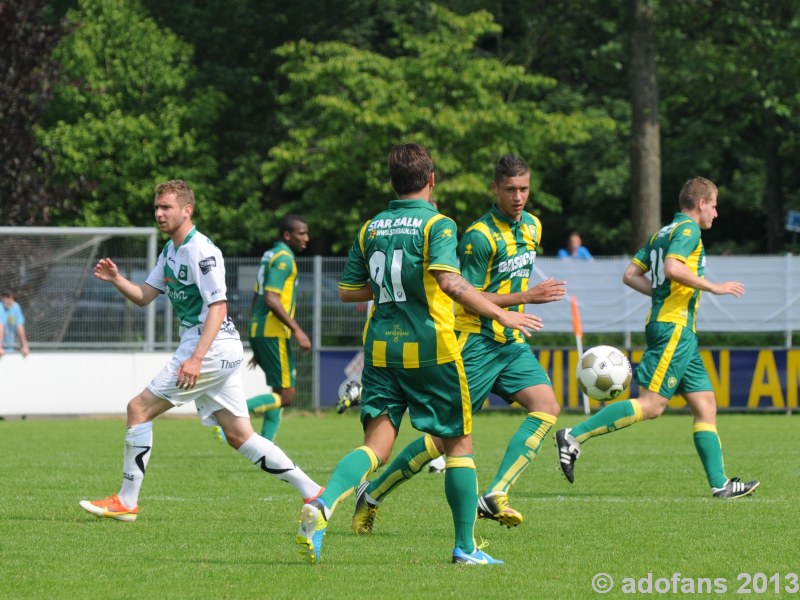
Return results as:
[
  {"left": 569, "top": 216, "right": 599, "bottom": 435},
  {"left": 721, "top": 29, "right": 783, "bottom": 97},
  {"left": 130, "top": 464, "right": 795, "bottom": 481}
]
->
[{"left": 145, "top": 227, "right": 239, "bottom": 341}]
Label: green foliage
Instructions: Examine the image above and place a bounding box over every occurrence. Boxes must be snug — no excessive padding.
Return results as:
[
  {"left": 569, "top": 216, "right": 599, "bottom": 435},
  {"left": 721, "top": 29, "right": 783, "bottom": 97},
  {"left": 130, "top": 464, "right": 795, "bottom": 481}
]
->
[
  {"left": 0, "top": 413, "right": 793, "bottom": 597},
  {"left": 658, "top": 1, "right": 800, "bottom": 252},
  {"left": 262, "top": 5, "right": 614, "bottom": 251},
  {"left": 37, "top": 0, "right": 224, "bottom": 229},
  {"left": 14, "top": 0, "right": 800, "bottom": 255}
]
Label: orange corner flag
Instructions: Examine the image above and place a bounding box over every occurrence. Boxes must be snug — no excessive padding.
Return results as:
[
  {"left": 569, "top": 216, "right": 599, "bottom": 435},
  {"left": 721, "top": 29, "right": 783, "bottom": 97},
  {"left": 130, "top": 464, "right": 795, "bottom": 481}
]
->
[{"left": 571, "top": 295, "right": 583, "bottom": 338}]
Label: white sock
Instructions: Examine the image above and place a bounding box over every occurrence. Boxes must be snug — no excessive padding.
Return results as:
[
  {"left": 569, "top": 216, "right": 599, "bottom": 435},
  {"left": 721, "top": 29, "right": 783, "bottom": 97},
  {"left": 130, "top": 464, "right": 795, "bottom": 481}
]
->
[
  {"left": 117, "top": 422, "right": 153, "bottom": 508},
  {"left": 237, "top": 433, "right": 321, "bottom": 500}
]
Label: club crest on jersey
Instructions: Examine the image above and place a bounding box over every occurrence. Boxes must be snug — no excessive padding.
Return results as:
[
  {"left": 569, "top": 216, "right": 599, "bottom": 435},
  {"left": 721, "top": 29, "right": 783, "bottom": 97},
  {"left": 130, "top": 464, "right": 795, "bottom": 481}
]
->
[
  {"left": 178, "top": 265, "right": 188, "bottom": 280},
  {"left": 528, "top": 225, "right": 539, "bottom": 244},
  {"left": 199, "top": 256, "right": 216, "bottom": 274}
]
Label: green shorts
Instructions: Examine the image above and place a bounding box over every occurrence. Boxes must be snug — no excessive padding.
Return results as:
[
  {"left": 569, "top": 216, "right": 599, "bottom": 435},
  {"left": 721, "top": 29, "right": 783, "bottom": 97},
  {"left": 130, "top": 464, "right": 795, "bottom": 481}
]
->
[
  {"left": 635, "top": 321, "right": 711, "bottom": 399},
  {"left": 360, "top": 358, "right": 472, "bottom": 438},
  {"left": 250, "top": 336, "right": 295, "bottom": 390},
  {"left": 459, "top": 332, "right": 552, "bottom": 412}
]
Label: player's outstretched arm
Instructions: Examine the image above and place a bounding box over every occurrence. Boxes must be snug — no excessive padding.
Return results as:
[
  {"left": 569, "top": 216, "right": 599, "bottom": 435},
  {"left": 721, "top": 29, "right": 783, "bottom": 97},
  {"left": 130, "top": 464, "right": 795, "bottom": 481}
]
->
[
  {"left": 664, "top": 258, "right": 745, "bottom": 297},
  {"left": 94, "top": 258, "right": 160, "bottom": 306},
  {"left": 434, "top": 270, "right": 542, "bottom": 337},
  {"left": 482, "top": 277, "right": 567, "bottom": 308},
  {"left": 707, "top": 281, "right": 746, "bottom": 297}
]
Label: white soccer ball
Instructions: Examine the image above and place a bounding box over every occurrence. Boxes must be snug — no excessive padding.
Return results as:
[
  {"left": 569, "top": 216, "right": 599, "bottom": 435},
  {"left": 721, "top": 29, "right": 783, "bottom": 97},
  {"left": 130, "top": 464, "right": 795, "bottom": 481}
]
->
[{"left": 576, "top": 345, "right": 632, "bottom": 401}]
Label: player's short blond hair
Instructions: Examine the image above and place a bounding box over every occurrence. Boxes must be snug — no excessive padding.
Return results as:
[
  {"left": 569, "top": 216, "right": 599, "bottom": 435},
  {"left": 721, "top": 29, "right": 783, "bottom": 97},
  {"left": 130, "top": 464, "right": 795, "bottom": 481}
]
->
[
  {"left": 155, "top": 180, "right": 195, "bottom": 207},
  {"left": 679, "top": 177, "right": 717, "bottom": 210}
]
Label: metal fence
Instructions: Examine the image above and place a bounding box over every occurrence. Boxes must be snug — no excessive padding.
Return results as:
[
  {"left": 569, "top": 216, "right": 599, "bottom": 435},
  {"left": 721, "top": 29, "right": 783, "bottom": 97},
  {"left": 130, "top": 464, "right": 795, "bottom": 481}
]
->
[{"left": 16, "top": 254, "right": 800, "bottom": 410}]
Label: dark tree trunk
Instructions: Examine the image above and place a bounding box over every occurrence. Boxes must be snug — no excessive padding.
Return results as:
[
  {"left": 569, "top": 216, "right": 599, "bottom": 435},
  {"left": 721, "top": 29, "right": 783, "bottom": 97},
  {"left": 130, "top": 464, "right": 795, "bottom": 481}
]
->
[
  {"left": 628, "top": 0, "right": 661, "bottom": 251},
  {"left": 764, "top": 131, "right": 784, "bottom": 253},
  {"left": 0, "top": 0, "right": 64, "bottom": 225}
]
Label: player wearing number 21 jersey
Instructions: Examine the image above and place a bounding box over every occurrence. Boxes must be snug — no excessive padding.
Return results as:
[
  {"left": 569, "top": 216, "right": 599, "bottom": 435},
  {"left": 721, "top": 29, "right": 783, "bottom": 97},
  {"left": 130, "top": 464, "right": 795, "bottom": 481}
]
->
[
  {"left": 352, "top": 155, "right": 566, "bottom": 532},
  {"left": 295, "top": 143, "right": 541, "bottom": 566},
  {"left": 343, "top": 203, "right": 462, "bottom": 369}
]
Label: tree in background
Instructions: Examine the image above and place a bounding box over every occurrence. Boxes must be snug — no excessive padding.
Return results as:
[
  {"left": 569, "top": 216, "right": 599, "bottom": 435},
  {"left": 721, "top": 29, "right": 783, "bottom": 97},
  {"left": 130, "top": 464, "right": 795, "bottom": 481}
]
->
[
  {"left": 628, "top": 0, "right": 661, "bottom": 252},
  {"left": 11, "top": 0, "right": 800, "bottom": 255},
  {"left": 136, "top": 0, "right": 399, "bottom": 254},
  {"left": 36, "top": 0, "right": 224, "bottom": 230},
  {"left": 0, "top": 0, "right": 64, "bottom": 225},
  {"left": 260, "top": 5, "right": 614, "bottom": 251},
  {"left": 658, "top": 1, "right": 800, "bottom": 254},
  {"left": 439, "top": 0, "right": 800, "bottom": 255}
]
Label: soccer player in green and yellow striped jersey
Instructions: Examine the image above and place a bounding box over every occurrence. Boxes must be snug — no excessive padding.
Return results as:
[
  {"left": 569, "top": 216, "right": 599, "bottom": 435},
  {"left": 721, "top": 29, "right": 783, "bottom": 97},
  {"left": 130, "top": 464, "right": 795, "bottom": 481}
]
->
[
  {"left": 244, "top": 216, "right": 311, "bottom": 441},
  {"left": 295, "top": 143, "right": 543, "bottom": 566},
  {"left": 353, "top": 155, "right": 567, "bottom": 530},
  {"left": 556, "top": 177, "right": 760, "bottom": 499}
]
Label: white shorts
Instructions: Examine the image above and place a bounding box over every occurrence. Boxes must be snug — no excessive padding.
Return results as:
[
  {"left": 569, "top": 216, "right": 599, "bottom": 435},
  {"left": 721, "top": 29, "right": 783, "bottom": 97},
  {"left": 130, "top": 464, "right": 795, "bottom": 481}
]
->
[{"left": 147, "top": 332, "right": 248, "bottom": 426}]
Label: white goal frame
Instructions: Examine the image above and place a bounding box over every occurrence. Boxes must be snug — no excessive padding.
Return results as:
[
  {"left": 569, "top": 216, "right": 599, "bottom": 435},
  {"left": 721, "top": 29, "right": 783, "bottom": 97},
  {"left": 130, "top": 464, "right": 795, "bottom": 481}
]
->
[{"left": 0, "top": 226, "right": 159, "bottom": 350}]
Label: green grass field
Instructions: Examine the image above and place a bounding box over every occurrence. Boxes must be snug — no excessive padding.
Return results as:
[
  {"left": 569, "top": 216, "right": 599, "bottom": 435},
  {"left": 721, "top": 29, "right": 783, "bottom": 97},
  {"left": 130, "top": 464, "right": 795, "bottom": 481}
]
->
[{"left": 1, "top": 411, "right": 797, "bottom": 599}]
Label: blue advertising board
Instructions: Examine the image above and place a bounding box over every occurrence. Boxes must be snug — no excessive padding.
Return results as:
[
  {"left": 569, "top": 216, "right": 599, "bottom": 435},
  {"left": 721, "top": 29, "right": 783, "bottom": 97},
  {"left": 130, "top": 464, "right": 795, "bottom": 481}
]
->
[{"left": 319, "top": 348, "right": 800, "bottom": 411}]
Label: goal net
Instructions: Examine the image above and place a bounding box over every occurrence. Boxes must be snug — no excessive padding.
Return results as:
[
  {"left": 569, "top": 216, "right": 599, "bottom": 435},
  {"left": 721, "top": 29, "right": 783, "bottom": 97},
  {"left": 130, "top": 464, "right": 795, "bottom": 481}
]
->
[{"left": 0, "top": 227, "right": 159, "bottom": 350}]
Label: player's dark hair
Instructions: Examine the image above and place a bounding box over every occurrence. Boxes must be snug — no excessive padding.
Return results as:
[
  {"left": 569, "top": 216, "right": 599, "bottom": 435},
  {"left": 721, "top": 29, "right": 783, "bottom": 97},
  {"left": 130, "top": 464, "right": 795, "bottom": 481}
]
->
[
  {"left": 155, "top": 180, "right": 195, "bottom": 207},
  {"left": 679, "top": 177, "right": 717, "bottom": 210},
  {"left": 279, "top": 214, "right": 306, "bottom": 236},
  {"left": 494, "top": 155, "right": 529, "bottom": 183},
  {"left": 389, "top": 143, "right": 434, "bottom": 196}
]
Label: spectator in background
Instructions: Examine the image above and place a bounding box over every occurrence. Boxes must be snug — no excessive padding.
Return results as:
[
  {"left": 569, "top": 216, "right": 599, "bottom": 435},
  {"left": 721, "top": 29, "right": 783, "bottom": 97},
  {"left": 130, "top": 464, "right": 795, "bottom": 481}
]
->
[
  {"left": 558, "top": 231, "right": 593, "bottom": 260},
  {"left": 1, "top": 290, "right": 30, "bottom": 357}
]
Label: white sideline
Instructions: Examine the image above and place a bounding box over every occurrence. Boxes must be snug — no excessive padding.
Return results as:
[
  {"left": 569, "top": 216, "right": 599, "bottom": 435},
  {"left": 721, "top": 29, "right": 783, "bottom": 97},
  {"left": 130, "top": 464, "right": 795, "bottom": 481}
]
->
[{"left": 0, "top": 352, "right": 269, "bottom": 417}]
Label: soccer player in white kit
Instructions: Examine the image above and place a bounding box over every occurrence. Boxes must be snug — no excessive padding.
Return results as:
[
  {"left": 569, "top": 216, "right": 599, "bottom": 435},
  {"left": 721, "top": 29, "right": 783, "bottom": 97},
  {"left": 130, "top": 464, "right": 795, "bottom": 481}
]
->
[{"left": 79, "top": 180, "right": 322, "bottom": 521}]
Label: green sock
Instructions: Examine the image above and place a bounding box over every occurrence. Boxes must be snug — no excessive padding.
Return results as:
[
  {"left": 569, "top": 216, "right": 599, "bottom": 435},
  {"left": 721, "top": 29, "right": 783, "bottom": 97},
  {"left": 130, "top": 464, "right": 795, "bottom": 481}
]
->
[
  {"left": 247, "top": 392, "right": 281, "bottom": 414},
  {"left": 487, "top": 412, "right": 556, "bottom": 494},
  {"left": 570, "top": 399, "right": 643, "bottom": 443},
  {"left": 444, "top": 455, "right": 478, "bottom": 554},
  {"left": 693, "top": 424, "right": 727, "bottom": 489},
  {"left": 260, "top": 408, "right": 282, "bottom": 441},
  {"left": 320, "top": 446, "right": 380, "bottom": 513},
  {"left": 368, "top": 435, "right": 439, "bottom": 502}
]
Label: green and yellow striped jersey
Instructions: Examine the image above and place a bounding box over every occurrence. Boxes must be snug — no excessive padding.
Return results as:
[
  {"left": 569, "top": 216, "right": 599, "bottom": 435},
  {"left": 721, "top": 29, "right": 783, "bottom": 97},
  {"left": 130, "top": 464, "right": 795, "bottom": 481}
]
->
[
  {"left": 454, "top": 205, "right": 541, "bottom": 343},
  {"left": 249, "top": 241, "right": 297, "bottom": 339},
  {"left": 339, "top": 199, "right": 461, "bottom": 368},
  {"left": 632, "top": 212, "right": 705, "bottom": 332}
]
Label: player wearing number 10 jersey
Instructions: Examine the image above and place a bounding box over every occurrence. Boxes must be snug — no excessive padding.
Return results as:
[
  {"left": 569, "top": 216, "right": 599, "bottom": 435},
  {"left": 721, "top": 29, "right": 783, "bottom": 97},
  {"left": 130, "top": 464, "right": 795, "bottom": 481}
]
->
[{"left": 556, "top": 176, "right": 759, "bottom": 499}]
